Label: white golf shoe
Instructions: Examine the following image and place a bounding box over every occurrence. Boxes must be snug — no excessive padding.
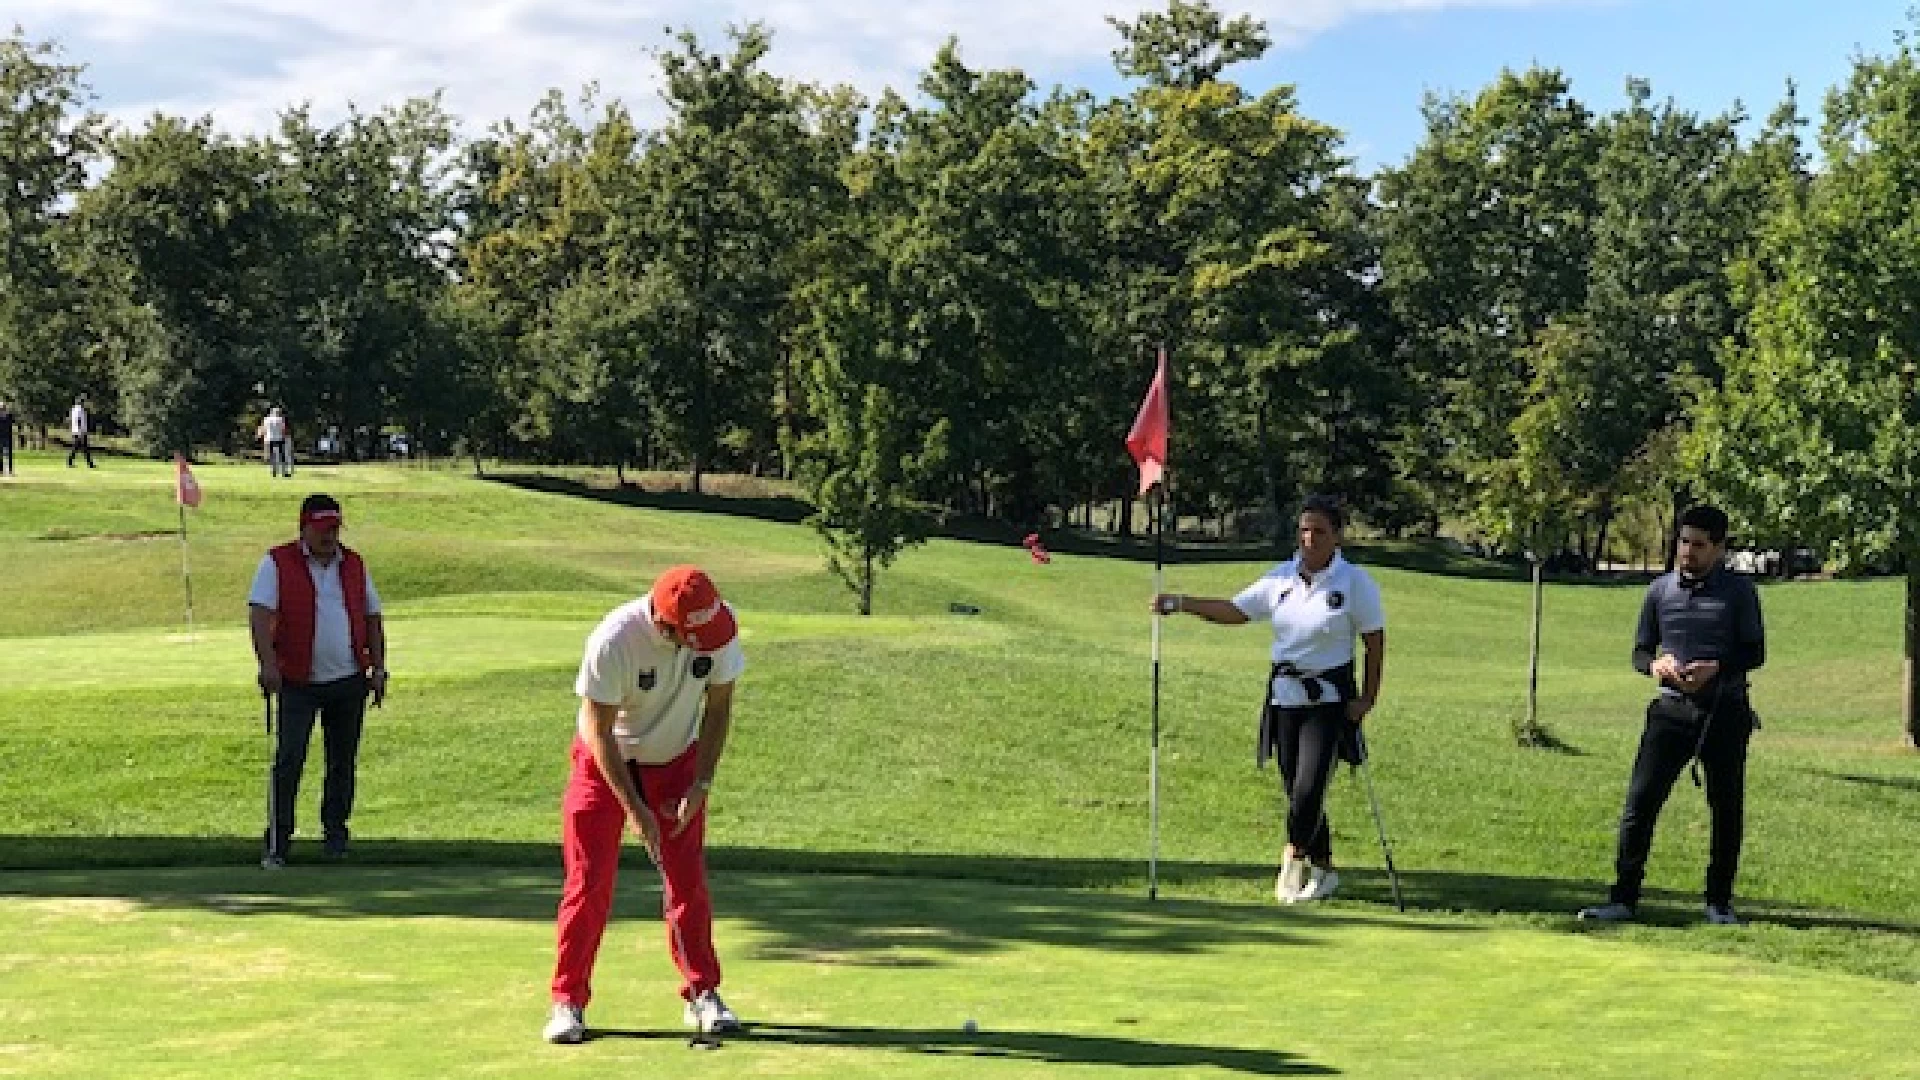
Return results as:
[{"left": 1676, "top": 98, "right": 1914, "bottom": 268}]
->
[
  {"left": 684, "top": 989, "right": 741, "bottom": 1034},
  {"left": 543, "top": 1002, "right": 586, "bottom": 1044},
  {"left": 1297, "top": 867, "right": 1339, "bottom": 902},
  {"left": 1577, "top": 901, "right": 1636, "bottom": 923},
  {"left": 1275, "top": 853, "right": 1310, "bottom": 904}
]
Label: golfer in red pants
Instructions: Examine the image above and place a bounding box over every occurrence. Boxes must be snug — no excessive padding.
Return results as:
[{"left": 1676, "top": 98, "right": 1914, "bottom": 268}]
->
[{"left": 545, "top": 566, "right": 745, "bottom": 1044}]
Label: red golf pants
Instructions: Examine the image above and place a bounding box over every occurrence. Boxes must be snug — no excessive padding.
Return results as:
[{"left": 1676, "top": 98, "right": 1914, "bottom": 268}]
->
[{"left": 551, "top": 738, "right": 719, "bottom": 1007}]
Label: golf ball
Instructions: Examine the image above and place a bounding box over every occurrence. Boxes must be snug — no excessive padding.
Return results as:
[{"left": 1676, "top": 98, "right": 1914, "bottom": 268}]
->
[{"left": 963, "top": 1019, "right": 978, "bottom": 1035}]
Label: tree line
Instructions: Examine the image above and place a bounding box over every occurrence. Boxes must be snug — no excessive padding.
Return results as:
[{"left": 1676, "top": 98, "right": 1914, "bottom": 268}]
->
[{"left": 1, "top": 6, "right": 1916, "bottom": 606}]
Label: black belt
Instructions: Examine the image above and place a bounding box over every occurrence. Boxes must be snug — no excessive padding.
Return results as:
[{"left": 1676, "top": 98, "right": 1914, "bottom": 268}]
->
[{"left": 1258, "top": 662, "right": 1363, "bottom": 769}]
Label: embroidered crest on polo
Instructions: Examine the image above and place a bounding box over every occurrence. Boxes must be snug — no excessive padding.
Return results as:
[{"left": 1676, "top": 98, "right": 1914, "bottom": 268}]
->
[
  {"left": 638, "top": 669, "right": 657, "bottom": 691},
  {"left": 1328, "top": 591, "right": 1346, "bottom": 610},
  {"left": 692, "top": 656, "right": 713, "bottom": 679}
]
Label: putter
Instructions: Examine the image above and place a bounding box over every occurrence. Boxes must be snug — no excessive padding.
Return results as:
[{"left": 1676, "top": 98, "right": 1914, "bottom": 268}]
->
[
  {"left": 263, "top": 691, "right": 279, "bottom": 863},
  {"left": 1353, "top": 729, "right": 1406, "bottom": 912}
]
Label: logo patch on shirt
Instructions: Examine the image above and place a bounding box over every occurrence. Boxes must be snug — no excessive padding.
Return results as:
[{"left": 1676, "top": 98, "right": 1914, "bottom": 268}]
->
[
  {"left": 1327, "top": 590, "right": 1346, "bottom": 611},
  {"left": 692, "top": 656, "right": 713, "bottom": 679},
  {"left": 1277, "top": 587, "right": 1294, "bottom": 604},
  {"left": 637, "top": 669, "right": 657, "bottom": 692}
]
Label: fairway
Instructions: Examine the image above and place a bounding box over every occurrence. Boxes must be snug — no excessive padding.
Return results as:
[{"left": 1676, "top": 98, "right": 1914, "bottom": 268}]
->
[{"left": 3, "top": 454, "right": 1919, "bottom": 1077}]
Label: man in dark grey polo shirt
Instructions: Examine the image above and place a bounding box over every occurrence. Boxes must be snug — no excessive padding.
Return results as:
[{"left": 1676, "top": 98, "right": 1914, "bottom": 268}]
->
[{"left": 1580, "top": 505, "right": 1766, "bottom": 926}]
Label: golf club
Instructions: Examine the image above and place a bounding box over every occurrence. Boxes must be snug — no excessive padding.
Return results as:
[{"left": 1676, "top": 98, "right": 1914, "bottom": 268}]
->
[
  {"left": 263, "top": 691, "right": 278, "bottom": 865},
  {"left": 1352, "top": 728, "right": 1405, "bottom": 912}
]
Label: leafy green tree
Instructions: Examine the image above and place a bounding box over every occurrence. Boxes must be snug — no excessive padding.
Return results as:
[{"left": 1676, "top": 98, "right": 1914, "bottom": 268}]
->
[
  {"left": 1688, "top": 35, "right": 1920, "bottom": 742},
  {"left": 0, "top": 30, "right": 105, "bottom": 438},
  {"left": 76, "top": 115, "right": 283, "bottom": 453},
  {"left": 634, "top": 26, "right": 803, "bottom": 491},
  {"left": 1378, "top": 68, "right": 1599, "bottom": 532},
  {"left": 1091, "top": 2, "right": 1382, "bottom": 538}
]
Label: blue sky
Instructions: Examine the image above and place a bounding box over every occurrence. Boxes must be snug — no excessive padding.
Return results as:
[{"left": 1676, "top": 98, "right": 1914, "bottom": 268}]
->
[{"left": 9, "top": 0, "right": 1914, "bottom": 171}]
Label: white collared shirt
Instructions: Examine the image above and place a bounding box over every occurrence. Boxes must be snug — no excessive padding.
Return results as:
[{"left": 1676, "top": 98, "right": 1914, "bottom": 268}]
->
[
  {"left": 1232, "top": 552, "right": 1385, "bottom": 707},
  {"left": 69, "top": 405, "right": 87, "bottom": 436},
  {"left": 575, "top": 596, "right": 746, "bottom": 764},
  {"left": 248, "top": 544, "right": 383, "bottom": 683}
]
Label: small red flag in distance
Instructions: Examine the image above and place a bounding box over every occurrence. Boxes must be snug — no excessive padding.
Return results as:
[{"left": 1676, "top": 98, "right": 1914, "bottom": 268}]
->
[
  {"left": 174, "top": 454, "right": 202, "bottom": 508},
  {"left": 1023, "top": 533, "right": 1052, "bottom": 565}
]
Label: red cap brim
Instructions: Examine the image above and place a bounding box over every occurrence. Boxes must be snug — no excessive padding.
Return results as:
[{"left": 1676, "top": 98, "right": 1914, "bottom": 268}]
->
[{"left": 684, "top": 604, "right": 737, "bottom": 653}]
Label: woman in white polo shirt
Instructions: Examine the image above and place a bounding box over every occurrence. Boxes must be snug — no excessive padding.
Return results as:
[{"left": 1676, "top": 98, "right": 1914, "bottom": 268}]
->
[{"left": 1153, "top": 495, "right": 1386, "bottom": 904}]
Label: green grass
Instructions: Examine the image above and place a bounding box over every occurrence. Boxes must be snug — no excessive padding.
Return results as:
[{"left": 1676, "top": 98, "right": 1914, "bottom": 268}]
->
[
  {"left": 2, "top": 866, "right": 1916, "bottom": 1080},
  {"left": 2, "top": 452, "right": 1919, "bottom": 1077}
]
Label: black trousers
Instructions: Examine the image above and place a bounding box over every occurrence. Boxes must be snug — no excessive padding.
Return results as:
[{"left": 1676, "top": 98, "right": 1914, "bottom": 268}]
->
[
  {"left": 66, "top": 434, "right": 94, "bottom": 468},
  {"left": 1270, "top": 703, "right": 1345, "bottom": 862},
  {"left": 1609, "top": 693, "right": 1755, "bottom": 908},
  {"left": 265, "top": 674, "right": 369, "bottom": 856}
]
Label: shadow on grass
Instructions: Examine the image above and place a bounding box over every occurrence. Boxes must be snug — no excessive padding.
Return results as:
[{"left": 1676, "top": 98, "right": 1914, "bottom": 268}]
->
[
  {"left": 482, "top": 469, "right": 1540, "bottom": 578},
  {"left": 8, "top": 836, "right": 1912, "bottom": 945},
  {"left": 1811, "top": 769, "right": 1920, "bottom": 795},
  {"left": 0, "top": 838, "right": 1475, "bottom": 965},
  {"left": 592, "top": 1022, "right": 1337, "bottom": 1075},
  {"left": 486, "top": 472, "right": 813, "bottom": 527}
]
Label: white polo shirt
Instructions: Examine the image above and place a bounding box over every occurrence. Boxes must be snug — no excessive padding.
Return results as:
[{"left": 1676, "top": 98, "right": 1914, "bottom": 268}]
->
[
  {"left": 1232, "top": 552, "right": 1385, "bottom": 707},
  {"left": 575, "top": 597, "right": 745, "bottom": 765},
  {"left": 248, "top": 545, "right": 384, "bottom": 683},
  {"left": 263, "top": 414, "right": 287, "bottom": 441},
  {"left": 69, "top": 404, "right": 87, "bottom": 436}
]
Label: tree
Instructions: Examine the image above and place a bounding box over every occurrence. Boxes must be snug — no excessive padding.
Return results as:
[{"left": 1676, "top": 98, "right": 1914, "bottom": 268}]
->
[
  {"left": 1092, "top": 2, "right": 1382, "bottom": 539},
  {"left": 635, "top": 26, "right": 804, "bottom": 492},
  {"left": 0, "top": 30, "right": 105, "bottom": 439},
  {"left": 1688, "top": 36, "right": 1920, "bottom": 744},
  {"left": 76, "top": 115, "right": 282, "bottom": 454},
  {"left": 789, "top": 226, "right": 951, "bottom": 614},
  {"left": 1377, "top": 68, "right": 1599, "bottom": 534}
]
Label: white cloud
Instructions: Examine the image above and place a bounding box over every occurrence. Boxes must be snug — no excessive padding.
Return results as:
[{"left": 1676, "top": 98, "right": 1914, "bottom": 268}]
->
[{"left": 9, "top": 0, "right": 1584, "bottom": 136}]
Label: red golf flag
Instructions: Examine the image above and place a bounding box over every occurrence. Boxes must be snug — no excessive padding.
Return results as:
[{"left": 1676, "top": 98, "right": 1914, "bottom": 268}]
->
[
  {"left": 1125, "top": 347, "right": 1169, "bottom": 495},
  {"left": 174, "top": 454, "right": 202, "bottom": 508}
]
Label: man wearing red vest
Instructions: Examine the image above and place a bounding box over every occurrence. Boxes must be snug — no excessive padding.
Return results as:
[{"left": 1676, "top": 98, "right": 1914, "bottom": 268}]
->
[{"left": 247, "top": 493, "right": 389, "bottom": 868}]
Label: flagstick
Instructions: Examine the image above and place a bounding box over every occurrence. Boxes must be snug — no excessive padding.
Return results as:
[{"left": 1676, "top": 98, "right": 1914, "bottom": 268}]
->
[
  {"left": 177, "top": 502, "right": 196, "bottom": 642},
  {"left": 1148, "top": 483, "right": 1164, "bottom": 901}
]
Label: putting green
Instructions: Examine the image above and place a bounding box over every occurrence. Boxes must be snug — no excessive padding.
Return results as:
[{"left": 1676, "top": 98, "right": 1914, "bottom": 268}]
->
[{"left": 0, "top": 866, "right": 1909, "bottom": 1078}]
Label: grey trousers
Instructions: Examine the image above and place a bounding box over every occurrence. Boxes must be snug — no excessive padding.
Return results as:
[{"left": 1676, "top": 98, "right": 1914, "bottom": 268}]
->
[{"left": 265, "top": 673, "right": 369, "bottom": 857}]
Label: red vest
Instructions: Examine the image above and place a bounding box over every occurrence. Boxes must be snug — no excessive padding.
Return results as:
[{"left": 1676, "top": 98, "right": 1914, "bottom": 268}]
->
[{"left": 270, "top": 542, "right": 371, "bottom": 684}]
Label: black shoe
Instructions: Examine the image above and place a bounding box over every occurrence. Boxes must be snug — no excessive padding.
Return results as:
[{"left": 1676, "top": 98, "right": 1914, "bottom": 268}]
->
[{"left": 323, "top": 835, "right": 349, "bottom": 860}]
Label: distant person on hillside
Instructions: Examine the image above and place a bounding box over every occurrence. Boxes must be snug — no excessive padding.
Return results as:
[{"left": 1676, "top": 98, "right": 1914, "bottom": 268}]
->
[
  {"left": 259, "top": 406, "right": 293, "bottom": 477},
  {"left": 0, "top": 399, "right": 15, "bottom": 475},
  {"left": 1151, "top": 495, "right": 1388, "bottom": 905},
  {"left": 1579, "top": 504, "right": 1766, "bottom": 927},
  {"left": 66, "top": 395, "right": 95, "bottom": 468},
  {"left": 248, "top": 493, "right": 389, "bottom": 867},
  {"left": 545, "top": 565, "right": 746, "bottom": 1045}
]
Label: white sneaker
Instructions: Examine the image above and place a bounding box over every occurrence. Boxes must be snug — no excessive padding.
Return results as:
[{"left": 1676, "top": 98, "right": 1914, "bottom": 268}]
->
[
  {"left": 1275, "top": 853, "right": 1309, "bottom": 904},
  {"left": 1577, "top": 901, "right": 1636, "bottom": 922},
  {"left": 1297, "top": 867, "right": 1339, "bottom": 902},
  {"left": 1704, "top": 903, "right": 1744, "bottom": 926},
  {"left": 543, "top": 1002, "right": 586, "bottom": 1044},
  {"left": 683, "top": 990, "right": 740, "bottom": 1034}
]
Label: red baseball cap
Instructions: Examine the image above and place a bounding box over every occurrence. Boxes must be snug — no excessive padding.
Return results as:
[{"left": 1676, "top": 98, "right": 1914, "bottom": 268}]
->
[
  {"left": 299, "top": 494, "right": 343, "bottom": 530},
  {"left": 650, "top": 565, "right": 738, "bottom": 653}
]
